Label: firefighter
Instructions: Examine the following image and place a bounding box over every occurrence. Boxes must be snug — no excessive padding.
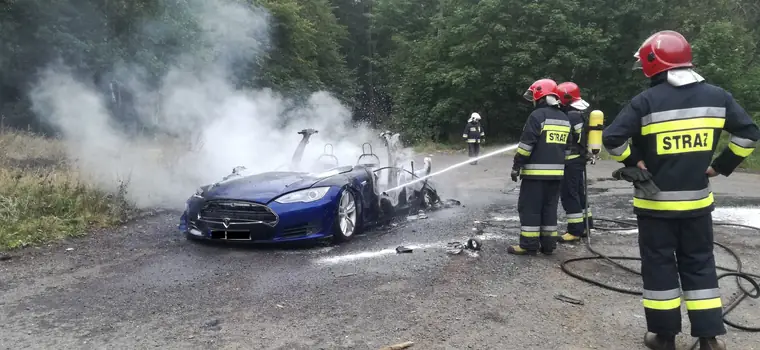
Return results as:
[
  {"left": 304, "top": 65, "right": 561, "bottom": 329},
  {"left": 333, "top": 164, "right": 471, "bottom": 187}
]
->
[
  {"left": 602, "top": 30, "right": 760, "bottom": 350},
  {"left": 555, "top": 82, "right": 593, "bottom": 243},
  {"left": 463, "top": 112, "right": 485, "bottom": 164},
  {"left": 508, "top": 78, "right": 571, "bottom": 255}
]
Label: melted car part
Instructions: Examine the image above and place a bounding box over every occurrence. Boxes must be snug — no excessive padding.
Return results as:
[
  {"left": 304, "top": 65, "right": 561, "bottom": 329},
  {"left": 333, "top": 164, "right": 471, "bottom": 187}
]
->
[
  {"left": 357, "top": 143, "right": 381, "bottom": 166},
  {"left": 396, "top": 246, "right": 413, "bottom": 253},
  {"left": 291, "top": 129, "right": 319, "bottom": 169},
  {"left": 467, "top": 237, "right": 482, "bottom": 250},
  {"left": 315, "top": 143, "right": 339, "bottom": 169}
]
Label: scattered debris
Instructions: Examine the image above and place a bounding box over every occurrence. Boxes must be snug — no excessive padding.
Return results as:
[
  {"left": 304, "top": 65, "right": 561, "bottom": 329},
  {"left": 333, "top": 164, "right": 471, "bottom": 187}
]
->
[
  {"left": 379, "top": 341, "right": 414, "bottom": 350},
  {"left": 416, "top": 210, "right": 428, "bottom": 220},
  {"left": 441, "top": 199, "right": 461, "bottom": 208},
  {"left": 472, "top": 221, "right": 484, "bottom": 234},
  {"left": 554, "top": 293, "right": 584, "bottom": 305},
  {"left": 337, "top": 273, "right": 357, "bottom": 278},
  {"left": 0, "top": 254, "right": 11, "bottom": 261},
  {"left": 203, "top": 318, "right": 222, "bottom": 331},
  {"left": 446, "top": 237, "right": 483, "bottom": 255},
  {"left": 276, "top": 304, "right": 285, "bottom": 308},
  {"left": 445, "top": 242, "right": 464, "bottom": 255},
  {"left": 65, "top": 248, "right": 74, "bottom": 252},
  {"left": 396, "top": 246, "right": 413, "bottom": 254}
]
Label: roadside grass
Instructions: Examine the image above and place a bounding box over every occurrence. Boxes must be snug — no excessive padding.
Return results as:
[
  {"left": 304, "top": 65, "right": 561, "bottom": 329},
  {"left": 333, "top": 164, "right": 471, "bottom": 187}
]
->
[{"left": 0, "top": 130, "right": 135, "bottom": 251}]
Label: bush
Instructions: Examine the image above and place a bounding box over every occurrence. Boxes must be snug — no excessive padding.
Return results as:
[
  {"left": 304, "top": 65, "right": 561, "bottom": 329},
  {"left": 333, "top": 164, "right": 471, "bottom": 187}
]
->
[{"left": 0, "top": 130, "right": 135, "bottom": 250}]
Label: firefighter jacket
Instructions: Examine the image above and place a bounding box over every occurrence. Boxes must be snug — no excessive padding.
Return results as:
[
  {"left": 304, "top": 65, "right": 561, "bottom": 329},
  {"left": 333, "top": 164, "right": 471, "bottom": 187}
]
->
[
  {"left": 463, "top": 122, "right": 485, "bottom": 143},
  {"left": 564, "top": 107, "right": 587, "bottom": 164},
  {"left": 513, "top": 103, "right": 571, "bottom": 180},
  {"left": 602, "top": 77, "right": 760, "bottom": 218}
]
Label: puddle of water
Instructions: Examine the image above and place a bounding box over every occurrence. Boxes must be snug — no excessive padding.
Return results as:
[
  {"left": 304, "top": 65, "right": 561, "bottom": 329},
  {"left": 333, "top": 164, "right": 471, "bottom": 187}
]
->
[
  {"left": 313, "top": 232, "right": 511, "bottom": 265},
  {"left": 713, "top": 206, "right": 760, "bottom": 228},
  {"left": 489, "top": 216, "right": 519, "bottom": 222},
  {"left": 604, "top": 229, "right": 638, "bottom": 235},
  {"left": 314, "top": 244, "right": 435, "bottom": 265}
]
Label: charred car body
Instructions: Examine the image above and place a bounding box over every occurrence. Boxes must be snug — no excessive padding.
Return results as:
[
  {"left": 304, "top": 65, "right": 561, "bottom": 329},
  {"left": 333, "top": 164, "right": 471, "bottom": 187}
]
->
[{"left": 179, "top": 129, "right": 441, "bottom": 243}]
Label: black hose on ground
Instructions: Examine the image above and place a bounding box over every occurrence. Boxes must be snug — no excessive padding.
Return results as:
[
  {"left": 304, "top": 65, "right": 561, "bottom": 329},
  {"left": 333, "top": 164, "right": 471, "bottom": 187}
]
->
[{"left": 563, "top": 167, "right": 760, "bottom": 348}]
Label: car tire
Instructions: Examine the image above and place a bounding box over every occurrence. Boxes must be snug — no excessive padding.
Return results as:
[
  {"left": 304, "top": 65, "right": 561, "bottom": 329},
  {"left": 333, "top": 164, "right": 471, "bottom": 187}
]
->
[{"left": 333, "top": 188, "right": 361, "bottom": 243}]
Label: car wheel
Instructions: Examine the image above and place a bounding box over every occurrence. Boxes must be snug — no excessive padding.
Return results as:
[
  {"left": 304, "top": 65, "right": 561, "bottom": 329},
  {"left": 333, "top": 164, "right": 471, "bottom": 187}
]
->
[{"left": 333, "top": 189, "right": 360, "bottom": 242}]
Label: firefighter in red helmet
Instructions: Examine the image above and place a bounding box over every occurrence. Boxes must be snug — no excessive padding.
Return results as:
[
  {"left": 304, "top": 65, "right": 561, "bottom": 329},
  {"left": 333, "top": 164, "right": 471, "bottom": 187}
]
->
[
  {"left": 508, "top": 78, "right": 571, "bottom": 255},
  {"left": 603, "top": 30, "right": 760, "bottom": 350},
  {"left": 555, "top": 82, "right": 594, "bottom": 243}
]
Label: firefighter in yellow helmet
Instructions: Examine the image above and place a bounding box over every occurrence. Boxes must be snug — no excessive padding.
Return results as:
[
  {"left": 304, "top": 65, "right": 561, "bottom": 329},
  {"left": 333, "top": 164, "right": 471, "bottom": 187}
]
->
[{"left": 602, "top": 30, "right": 760, "bottom": 350}]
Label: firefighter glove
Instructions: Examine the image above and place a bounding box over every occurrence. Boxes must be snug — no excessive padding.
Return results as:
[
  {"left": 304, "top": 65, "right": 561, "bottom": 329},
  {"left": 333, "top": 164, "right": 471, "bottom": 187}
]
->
[
  {"left": 612, "top": 166, "right": 660, "bottom": 196},
  {"left": 510, "top": 169, "right": 520, "bottom": 182},
  {"left": 612, "top": 166, "right": 651, "bottom": 182}
]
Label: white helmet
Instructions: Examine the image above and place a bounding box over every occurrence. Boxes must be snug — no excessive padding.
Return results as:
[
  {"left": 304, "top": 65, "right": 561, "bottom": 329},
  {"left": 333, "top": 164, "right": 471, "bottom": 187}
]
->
[{"left": 470, "top": 112, "right": 481, "bottom": 122}]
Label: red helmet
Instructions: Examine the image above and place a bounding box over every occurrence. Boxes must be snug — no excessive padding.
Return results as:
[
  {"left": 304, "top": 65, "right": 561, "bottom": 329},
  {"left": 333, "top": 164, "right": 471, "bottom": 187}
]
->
[
  {"left": 557, "top": 82, "right": 590, "bottom": 110},
  {"left": 634, "top": 30, "right": 693, "bottom": 78},
  {"left": 523, "top": 78, "right": 559, "bottom": 102},
  {"left": 556, "top": 82, "right": 580, "bottom": 105}
]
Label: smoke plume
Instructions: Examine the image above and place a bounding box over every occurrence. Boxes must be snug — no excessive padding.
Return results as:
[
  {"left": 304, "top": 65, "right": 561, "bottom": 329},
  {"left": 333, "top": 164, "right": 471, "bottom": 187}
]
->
[{"left": 28, "top": 0, "right": 387, "bottom": 209}]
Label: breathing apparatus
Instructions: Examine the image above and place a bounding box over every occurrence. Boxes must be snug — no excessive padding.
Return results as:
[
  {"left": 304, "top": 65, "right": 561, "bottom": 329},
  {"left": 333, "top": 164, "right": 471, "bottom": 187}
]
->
[
  {"left": 586, "top": 110, "right": 605, "bottom": 165},
  {"left": 582, "top": 110, "right": 604, "bottom": 243}
]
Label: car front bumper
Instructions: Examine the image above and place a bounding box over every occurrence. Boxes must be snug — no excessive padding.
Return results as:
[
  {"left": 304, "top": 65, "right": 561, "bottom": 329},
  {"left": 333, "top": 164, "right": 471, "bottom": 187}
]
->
[{"left": 178, "top": 190, "right": 341, "bottom": 243}]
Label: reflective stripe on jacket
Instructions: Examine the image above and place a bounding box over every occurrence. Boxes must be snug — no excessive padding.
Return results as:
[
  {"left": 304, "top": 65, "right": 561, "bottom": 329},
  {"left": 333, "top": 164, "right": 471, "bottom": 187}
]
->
[{"left": 602, "top": 78, "right": 760, "bottom": 218}]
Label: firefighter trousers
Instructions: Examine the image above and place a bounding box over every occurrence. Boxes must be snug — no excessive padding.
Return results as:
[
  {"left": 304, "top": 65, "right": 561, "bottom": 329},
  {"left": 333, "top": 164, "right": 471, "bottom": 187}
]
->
[
  {"left": 518, "top": 179, "right": 561, "bottom": 252},
  {"left": 637, "top": 214, "right": 726, "bottom": 338},
  {"left": 468, "top": 143, "right": 480, "bottom": 164},
  {"left": 560, "top": 162, "right": 590, "bottom": 236}
]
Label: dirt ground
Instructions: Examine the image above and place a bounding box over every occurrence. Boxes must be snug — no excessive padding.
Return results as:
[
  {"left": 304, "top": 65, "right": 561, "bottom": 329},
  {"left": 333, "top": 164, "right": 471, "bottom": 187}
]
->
[{"left": 3, "top": 147, "right": 760, "bottom": 350}]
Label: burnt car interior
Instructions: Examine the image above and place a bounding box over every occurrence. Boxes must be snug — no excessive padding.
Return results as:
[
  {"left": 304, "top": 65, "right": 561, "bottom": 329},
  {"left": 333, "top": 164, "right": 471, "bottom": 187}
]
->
[
  {"left": 313, "top": 143, "right": 340, "bottom": 170},
  {"left": 357, "top": 143, "right": 381, "bottom": 167},
  {"left": 223, "top": 128, "right": 439, "bottom": 211}
]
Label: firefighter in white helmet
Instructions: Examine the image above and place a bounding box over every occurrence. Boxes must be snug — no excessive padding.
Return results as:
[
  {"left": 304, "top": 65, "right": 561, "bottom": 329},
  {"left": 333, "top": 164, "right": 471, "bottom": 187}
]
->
[{"left": 463, "top": 112, "right": 485, "bottom": 164}]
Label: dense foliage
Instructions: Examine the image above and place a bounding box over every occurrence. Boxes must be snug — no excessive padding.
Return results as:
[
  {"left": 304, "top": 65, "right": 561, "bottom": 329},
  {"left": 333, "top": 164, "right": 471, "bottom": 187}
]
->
[{"left": 1, "top": 0, "right": 759, "bottom": 143}]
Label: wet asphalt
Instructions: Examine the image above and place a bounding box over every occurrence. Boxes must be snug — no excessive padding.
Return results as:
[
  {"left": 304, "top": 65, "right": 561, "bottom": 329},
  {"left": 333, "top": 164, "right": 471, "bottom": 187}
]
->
[{"left": 3, "top": 149, "right": 760, "bottom": 350}]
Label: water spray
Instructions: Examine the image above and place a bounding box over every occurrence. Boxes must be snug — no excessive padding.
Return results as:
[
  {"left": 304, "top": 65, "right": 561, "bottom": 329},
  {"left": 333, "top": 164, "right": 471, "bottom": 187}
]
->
[{"left": 382, "top": 144, "right": 520, "bottom": 194}]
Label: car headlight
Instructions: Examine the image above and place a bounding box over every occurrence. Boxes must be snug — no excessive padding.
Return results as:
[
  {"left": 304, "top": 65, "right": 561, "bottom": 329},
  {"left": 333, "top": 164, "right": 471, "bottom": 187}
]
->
[
  {"left": 192, "top": 187, "right": 204, "bottom": 198},
  {"left": 274, "top": 187, "right": 330, "bottom": 204}
]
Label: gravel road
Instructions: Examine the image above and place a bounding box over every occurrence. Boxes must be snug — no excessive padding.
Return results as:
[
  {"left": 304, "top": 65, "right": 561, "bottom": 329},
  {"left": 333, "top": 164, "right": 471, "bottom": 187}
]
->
[{"left": 3, "top": 147, "right": 760, "bottom": 350}]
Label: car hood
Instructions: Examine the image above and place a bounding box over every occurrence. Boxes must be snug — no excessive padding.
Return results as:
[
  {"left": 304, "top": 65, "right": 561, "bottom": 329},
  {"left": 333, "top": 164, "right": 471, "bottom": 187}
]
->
[{"left": 204, "top": 172, "right": 321, "bottom": 203}]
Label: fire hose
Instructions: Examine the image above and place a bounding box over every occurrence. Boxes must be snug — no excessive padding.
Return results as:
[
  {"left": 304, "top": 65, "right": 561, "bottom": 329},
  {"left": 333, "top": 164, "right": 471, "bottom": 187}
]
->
[{"left": 559, "top": 168, "right": 760, "bottom": 349}]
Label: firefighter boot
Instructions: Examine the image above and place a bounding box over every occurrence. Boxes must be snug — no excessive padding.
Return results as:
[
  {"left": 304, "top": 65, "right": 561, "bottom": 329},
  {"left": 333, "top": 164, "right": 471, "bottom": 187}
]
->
[
  {"left": 557, "top": 233, "right": 582, "bottom": 243},
  {"left": 507, "top": 245, "right": 537, "bottom": 256},
  {"left": 539, "top": 245, "right": 554, "bottom": 255},
  {"left": 644, "top": 332, "right": 676, "bottom": 350},
  {"left": 699, "top": 337, "right": 726, "bottom": 350}
]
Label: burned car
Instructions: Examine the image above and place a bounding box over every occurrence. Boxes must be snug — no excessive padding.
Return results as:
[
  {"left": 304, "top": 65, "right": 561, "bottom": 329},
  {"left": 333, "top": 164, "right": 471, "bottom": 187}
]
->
[{"left": 178, "top": 129, "right": 441, "bottom": 243}]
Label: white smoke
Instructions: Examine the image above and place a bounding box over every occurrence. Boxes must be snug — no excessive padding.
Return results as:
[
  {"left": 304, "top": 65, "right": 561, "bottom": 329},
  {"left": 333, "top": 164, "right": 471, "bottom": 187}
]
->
[{"left": 28, "top": 0, "right": 391, "bottom": 209}]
